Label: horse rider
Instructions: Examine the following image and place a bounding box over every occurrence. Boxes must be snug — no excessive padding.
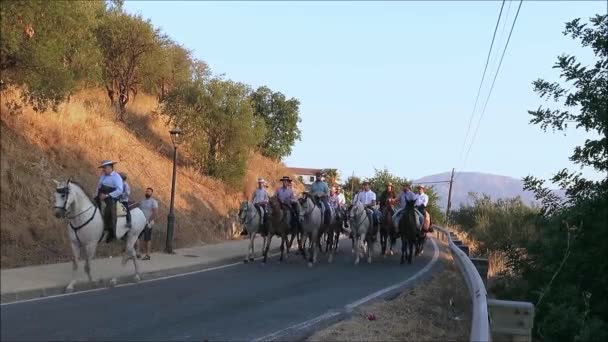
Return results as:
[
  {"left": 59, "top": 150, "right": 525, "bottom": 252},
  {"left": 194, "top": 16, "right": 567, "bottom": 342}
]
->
[
  {"left": 336, "top": 186, "right": 346, "bottom": 208},
  {"left": 95, "top": 160, "right": 124, "bottom": 243},
  {"left": 310, "top": 171, "right": 331, "bottom": 226},
  {"left": 379, "top": 182, "right": 397, "bottom": 213},
  {"left": 393, "top": 183, "right": 418, "bottom": 226},
  {"left": 357, "top": 180, "right": 380, "bottom": 228},
  {"left": 119, "top": 172, "right": 132, "bottom": 229},
  {"left": 249, "top": 177, "right": 270, "bottom": 235},
  {"left": 329, "top": 186, "right": 339, "bottom": 209},
  {"left": 415, "top": 184, "right": 429, "bottom": 226},
  {"left": 276, "top": 176, "right": 299, "bottom": 230}
]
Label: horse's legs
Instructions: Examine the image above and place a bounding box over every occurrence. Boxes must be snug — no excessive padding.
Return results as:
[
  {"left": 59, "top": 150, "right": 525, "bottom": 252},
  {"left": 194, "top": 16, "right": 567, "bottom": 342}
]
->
[
  {"left": 124, "top": 233, "right": 140, "bottom": 282},
  {"left": 262, "top": 233, "right": 272, "bottom": 264},
  {"left": 408, "top": 239, "right": 414, "bottom": 264},
  {"left": 354, "top": 235, "right": 361, "bottom": 265},
  {"left": 83, "top": 242, "right": 97, "bottom": 284},
  {"left": 380, "top": 227, "right": 387, "bottom": 257},
  {"left": 400, "top": 233, "right": 406, "bottom": 265},
  {"left": 327, "top": 228, "right": 335, "bottom": 264},
  {"left": 244, "top": 232, "right": 253, "bottom": 263},
  {"left": 367, "top": 233, "right": 374, "bottom": 264},
  {"left": 66, "top": 240, "right": 81, "bottom": 293},
  {"left": 279, "top": 234, "right": 286, "bottom": 263},
  {"left": 309, "top": 231, "right": 319, "bottom": 268}
]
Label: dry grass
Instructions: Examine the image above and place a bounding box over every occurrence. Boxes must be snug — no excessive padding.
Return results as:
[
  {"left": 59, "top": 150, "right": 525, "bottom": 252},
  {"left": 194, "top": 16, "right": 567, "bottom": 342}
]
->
[
  {"left": 308, "top": 255, "right": 471, "bottom": 342},
  {"left": 0, "top": 88, "right": 299, "bottom": 268}
]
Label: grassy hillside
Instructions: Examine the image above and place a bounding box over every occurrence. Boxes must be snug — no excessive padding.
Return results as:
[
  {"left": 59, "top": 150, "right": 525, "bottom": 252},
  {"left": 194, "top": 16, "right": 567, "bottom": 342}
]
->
[{"left": 0, "top": 89, "right": 300, "bottom": 268}]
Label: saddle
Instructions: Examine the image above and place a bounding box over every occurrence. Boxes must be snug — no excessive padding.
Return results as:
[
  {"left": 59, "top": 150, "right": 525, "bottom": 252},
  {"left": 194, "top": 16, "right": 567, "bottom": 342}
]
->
[{"left": 99, "top": 200, "right": 128, "bottom": 217}]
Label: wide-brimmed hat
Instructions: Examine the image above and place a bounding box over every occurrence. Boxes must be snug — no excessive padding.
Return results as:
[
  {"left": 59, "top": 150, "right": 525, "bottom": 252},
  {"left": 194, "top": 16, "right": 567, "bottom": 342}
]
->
[
  {"left": 98, "top": 160, "right": 116, "bottom": 168},
  {"left": 257, "top": 177, "right": 265, "bottom": 183},
  {"left": 279, "top": 176, "right": 292, "bottom": 182},
  {"left": 315, "top": 171, "right": 323, "bottom": 177},
  {"left": 417, "top": 184, "right": 426, "bottom": 189},
  {"left": 362, "top": 180, "right": 370, "bottom": 185}
]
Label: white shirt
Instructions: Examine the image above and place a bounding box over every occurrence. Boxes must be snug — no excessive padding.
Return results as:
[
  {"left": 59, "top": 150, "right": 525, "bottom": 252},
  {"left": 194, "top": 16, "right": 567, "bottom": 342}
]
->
[
  {"left": 415, "top": 193, "right": 429, "bottom": 207},
  {"left": 357, "top": 190, "right": 376, "bottom": 206},
  {"left": 337, "top": 193, "right": 346, "bottom": 206},
  {"left": 252, "top": 188, "right": 269, "bottom": 204}
]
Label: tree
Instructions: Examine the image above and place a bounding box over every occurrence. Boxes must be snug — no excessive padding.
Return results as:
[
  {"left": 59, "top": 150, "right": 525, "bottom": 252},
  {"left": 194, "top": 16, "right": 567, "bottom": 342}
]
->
[
  {"left": 323, "top": 168, "right": 340, "bottom": 186},
  {"left": 519, "top": 14, "right": 607, "bottom": 340},
  {"left": 161, "top": 77, "right": 266, "bottom": 188},
  {"left": 0, "top": 0, "right": 104, "bottom": 111},
  {"left": 96, "top": 10, "right": 158, "bottom": 120},
  {"left": 141, "top": 38, "right": 193, "bottom": 102},
  {"left": 250, "top": 86, "right": 302, "bottom": 160}
]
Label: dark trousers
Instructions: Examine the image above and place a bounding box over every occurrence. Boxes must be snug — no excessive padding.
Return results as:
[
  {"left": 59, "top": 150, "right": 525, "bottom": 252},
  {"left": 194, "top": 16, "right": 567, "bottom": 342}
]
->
[
  {"left": 96, "top": 196, "right": 117, "bottom": 236},
  {"left": 318, "top": 197, "right": 331, "bottom": 225},
  {"left": 254, "top": 203, "right": 268, "bottom": 232},
  {"left": 121, "top": 201, "right": 131, "bottom": 225}
]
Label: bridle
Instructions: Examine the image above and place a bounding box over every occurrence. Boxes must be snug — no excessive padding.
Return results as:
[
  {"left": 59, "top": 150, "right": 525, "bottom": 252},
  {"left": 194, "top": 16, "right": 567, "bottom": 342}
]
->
[
  {"left": 299, "top": 194, "right": 318, "bottom": 219},
  {"left": 54, "top": 180, "right": 97, "bottom": 231},
  {"left": 239, "top": 203, "right": 254, "bottom": 226}
]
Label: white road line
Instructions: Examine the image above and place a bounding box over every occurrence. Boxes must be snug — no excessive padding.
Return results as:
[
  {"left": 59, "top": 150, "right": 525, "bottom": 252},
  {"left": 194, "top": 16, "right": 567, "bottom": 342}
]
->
[
  {"left": 345, "top": 237, "right": 439, "bottom": 312},
  {"left": 252, "top": 237, "right": 441, "bottom": 341},
  {"left": 1, "top": 252, "right": 281, "bottom": 307},
  {"left": 251, "top": 311, "right": 342, "bottom": 342}
]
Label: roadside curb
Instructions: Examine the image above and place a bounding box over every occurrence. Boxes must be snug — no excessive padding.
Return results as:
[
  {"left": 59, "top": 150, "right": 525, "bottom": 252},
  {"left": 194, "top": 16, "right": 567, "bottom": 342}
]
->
[
  {"left": 0, "top": 246, "right": 283, "bottom": 305},
  {"left": 253, "top": 236, "right": 448, "bottom": 342}
]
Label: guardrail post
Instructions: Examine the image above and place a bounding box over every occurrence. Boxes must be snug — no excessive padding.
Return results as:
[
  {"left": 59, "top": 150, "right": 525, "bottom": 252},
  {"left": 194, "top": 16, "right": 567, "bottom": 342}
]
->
[
  {"left": 488, "top": 299, "right": 535, "bottom": 342},
  {"left": 470, "top": 258, "right": 489, "bottom": 287}
]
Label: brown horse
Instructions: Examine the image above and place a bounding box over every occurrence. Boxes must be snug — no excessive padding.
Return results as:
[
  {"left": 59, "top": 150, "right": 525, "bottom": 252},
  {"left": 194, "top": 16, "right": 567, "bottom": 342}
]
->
[
  {"left": 262, "top": 196, "right": 297, "bottom": 264},
  {"left": 380, "top": 203, "right": 395, "bottom": 256}
]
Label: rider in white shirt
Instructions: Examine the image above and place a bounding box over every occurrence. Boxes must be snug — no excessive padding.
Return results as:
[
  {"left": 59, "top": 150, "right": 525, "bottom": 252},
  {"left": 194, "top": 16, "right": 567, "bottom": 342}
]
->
[
  {"left": 357, "top": 181, "right": 379, "bottom": 228},
  {"left": 336, "top": 186, "right": 346, "bottom": 207},
  {"left": 415, "top": 185, "right": 429, "bottom": 227}
]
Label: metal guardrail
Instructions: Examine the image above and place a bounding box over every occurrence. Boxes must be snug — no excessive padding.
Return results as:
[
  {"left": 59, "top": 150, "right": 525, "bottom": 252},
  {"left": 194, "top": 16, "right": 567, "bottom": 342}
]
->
[{"left": 433, "top": 225, "right": 491, "bottom": 342}]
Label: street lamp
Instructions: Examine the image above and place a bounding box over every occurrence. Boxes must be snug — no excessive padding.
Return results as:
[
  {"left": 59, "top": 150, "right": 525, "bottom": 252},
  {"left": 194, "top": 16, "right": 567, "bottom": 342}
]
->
[{"left": 165, "top": 127, "right": 183, "bottom": 254}]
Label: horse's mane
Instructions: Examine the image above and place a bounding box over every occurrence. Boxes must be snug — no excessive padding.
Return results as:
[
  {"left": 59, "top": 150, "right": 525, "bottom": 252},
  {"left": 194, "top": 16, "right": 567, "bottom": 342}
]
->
[{"left": 67, "top": 180, "right": 95, "bottom": 200}]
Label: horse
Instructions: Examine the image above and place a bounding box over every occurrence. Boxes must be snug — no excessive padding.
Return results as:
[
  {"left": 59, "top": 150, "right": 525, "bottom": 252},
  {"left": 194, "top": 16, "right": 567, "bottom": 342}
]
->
[
  {"left": 297, "top": 193, "right": 323, "bottom": 267},
  {"left": 262, "top": 196, "right": 297, "bottom": 264},
  {"left": 53, "top": 179, "right": 147, "bottom": 292},
  {"left": 238, "top": 201, "right": 267, "bottom": 263},
  {"left": 326, "top": 205, "right": 347, "bottom": 254},
  {"left": 348, "top": 202, "right": 375, "bottom": 265},
  {"left": 379, "top": 203, "right": 395, "bottom": 257},
  {"left": 398, "top": 200, "right": 419, "bottom": 265},
  {"left": 415, "top": 210, "right": 432, "bottom": 256}
]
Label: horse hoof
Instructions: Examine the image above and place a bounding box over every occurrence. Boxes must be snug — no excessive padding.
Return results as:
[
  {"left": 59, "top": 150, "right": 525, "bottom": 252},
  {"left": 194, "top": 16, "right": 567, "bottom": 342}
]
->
[
  {"left": 65, "top": 286, "right": 74, "bottom": 294},
  {"left": 133, "top": 274, "right": 141, "bottom": 283},
  {"left": 307, "top": 262, "right": 313, "bottom": 268},
  {"left": 109, "top": 278, "right": 117, "bottom": 287},
  {"left": 249, "top": 258, "right": 255, "bottom": 263},
  {"left": 244, "top": 259, "right": 249, "bottom": 264}
]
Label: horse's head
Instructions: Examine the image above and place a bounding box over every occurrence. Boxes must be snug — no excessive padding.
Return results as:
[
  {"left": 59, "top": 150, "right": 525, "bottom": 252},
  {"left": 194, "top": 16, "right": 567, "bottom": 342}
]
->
[
  {"left": 53, "top": 179, "right": 74, "bottom": 218},
  {"left": 350, "top": 202, "right": 365, "bottom": 220}
]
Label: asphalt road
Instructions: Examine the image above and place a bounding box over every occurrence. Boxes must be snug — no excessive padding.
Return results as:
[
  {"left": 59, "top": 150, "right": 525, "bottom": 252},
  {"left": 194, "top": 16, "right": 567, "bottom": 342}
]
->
[{"left": 1, "top": 239, "right": 437, "bottom": 341}]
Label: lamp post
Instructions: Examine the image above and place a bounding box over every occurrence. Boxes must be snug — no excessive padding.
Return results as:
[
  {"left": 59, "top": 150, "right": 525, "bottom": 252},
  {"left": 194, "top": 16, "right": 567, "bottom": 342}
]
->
[{"left": 165, "top": 127, "right": 182, "bottom": 254}]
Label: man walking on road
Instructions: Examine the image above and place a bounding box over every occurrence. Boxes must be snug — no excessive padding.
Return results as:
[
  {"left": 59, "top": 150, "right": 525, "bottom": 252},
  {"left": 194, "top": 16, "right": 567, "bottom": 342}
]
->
[{"left": 137, "top": 187, "right": 159, "bottom": 260}]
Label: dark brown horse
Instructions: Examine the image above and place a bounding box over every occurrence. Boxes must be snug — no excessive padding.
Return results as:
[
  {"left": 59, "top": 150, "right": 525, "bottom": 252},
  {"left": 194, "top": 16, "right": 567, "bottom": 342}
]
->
[
  {"left": 398, "top": 201, "right": 419, "bottom": 264},
  {"left": 262, "top": 196, "right": 298, "bottom": 263},
  {"left": 380, "top": 203, "right": 395, "bottom": 256}
]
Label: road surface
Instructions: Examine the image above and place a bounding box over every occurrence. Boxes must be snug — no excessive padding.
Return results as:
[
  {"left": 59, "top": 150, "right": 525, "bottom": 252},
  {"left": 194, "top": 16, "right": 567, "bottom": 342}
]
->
[{"left": 1, "top": 240, "right": 438, "bottom": 341}]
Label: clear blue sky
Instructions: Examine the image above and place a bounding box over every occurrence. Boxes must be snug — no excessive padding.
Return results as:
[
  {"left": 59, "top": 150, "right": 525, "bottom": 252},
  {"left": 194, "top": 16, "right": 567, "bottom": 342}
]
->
[{"left": 125, "top": 1, "right": 605, "bottom": 183}]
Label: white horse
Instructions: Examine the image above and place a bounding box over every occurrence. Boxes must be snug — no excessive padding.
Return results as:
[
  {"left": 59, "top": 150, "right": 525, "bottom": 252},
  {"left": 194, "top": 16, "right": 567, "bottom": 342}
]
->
[
  {"left": 348, "top": 202, "right": 374, "bottom": 265},
  {"left": 238, "top": 201, "right": 266, "bottom": 263},
  {"left": 297, "top": 193, "right": 323, "bottom": 268},
  {"left": 53, "top": 179, "right": 146, "bottom": 292}
]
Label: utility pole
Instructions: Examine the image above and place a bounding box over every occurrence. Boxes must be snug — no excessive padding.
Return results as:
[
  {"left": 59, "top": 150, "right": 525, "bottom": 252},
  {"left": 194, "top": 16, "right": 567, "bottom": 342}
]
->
[{"left": 446, "top": 168, "right": 455, "bottom": 226}]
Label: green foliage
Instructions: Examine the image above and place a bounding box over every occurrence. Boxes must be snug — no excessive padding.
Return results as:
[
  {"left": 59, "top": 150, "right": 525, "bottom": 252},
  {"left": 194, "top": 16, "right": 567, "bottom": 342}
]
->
[
  {"left": 96, "top": 10, "right": 158, "bottom": 120},
  {"left": 140, "top": 37, "right": 194, "bottom": 102},
  {"left": 0, "top": 0, "right": 105, "bottom": 111},
  {"left": 452, "top": 15, "right": 608, "bottom": 341},
  {"left": 250, "top": 86, "right": 302, "bottom": 160},
  {"left": 322, "top": 168, "right": 340, "bottom": 186},
  {"left": 161, "top": 77, "right": 266, "bottom": 188}
]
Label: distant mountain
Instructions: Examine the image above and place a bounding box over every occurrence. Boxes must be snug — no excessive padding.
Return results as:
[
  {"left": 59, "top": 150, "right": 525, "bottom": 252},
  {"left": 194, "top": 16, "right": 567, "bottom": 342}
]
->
[{"left": 413, "top": 172, "right": 558, "bottom": 211}]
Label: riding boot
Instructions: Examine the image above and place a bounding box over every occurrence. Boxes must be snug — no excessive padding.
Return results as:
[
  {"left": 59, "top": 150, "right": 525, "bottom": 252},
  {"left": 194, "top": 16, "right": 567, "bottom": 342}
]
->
[
  {"left": 123, "top": 201, "right": 132, "bottom": 228},
  {"left": 104, "top": 198, "right": 116, "bottom": 243}
]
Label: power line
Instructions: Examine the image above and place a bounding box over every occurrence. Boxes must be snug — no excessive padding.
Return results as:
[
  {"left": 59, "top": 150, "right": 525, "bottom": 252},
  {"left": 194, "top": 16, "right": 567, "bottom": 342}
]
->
[
  {"left": 458, "top": 0, "right": 507, "bottom": 162},
  {"left": 462, "top": 0, "right": 524, "bottom": 170}
]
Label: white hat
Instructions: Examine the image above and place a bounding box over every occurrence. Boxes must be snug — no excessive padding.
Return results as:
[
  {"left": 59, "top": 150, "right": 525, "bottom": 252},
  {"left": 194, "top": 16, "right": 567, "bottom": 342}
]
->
[
  {"left": 257, "top": 177, "right": 265, "bottom": 183},
  {"left": 417, "top": 184, "right": 426, "bottom": 189},
  {"left": 98, "top": 160, "right": 116, "bottom": 168}
]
